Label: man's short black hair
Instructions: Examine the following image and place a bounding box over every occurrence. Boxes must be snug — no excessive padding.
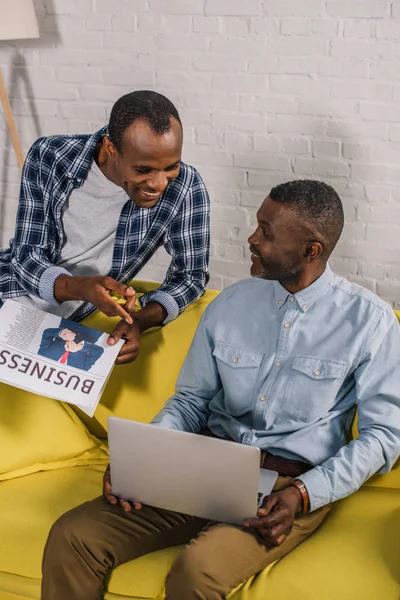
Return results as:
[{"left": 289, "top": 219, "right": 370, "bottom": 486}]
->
[
  {"left": 108, "top": 90, "right": 182, "bottom": 154},
  {"left": 269, "top": 179, "right": 344, "bottom": 259}
]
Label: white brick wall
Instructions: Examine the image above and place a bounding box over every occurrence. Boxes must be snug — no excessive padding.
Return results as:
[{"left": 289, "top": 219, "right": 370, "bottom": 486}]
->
[{"left": 0, "top": 0, "right": 400, "bottom": 306}]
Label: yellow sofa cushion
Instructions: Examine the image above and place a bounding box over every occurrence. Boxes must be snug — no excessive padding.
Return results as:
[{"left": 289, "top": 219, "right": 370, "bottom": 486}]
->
[
  {"left": 0, "top": 466, "right": 398, "bottom": 600},
  {"left": 0, "top": 388, "right": 108, "bottom": 482},
  {"left": 78, "top": 283, "right": 220, "bottom": 438}
]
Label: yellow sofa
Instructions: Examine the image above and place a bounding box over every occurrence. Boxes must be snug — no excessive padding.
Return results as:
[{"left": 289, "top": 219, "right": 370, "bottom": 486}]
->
[{"left": 0, "top": 282, "right": 399, "bottom": 600}]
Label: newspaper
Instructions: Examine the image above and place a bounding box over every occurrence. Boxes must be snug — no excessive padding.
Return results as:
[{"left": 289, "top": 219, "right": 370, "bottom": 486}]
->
[{"left": 0, "top": 299, "right": 124, "bottom": 417}]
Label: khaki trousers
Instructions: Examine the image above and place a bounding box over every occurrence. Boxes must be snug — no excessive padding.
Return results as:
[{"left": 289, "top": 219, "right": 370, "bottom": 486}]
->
[{"left": 41, "top": 477, "right": 331, "bottom": 600}]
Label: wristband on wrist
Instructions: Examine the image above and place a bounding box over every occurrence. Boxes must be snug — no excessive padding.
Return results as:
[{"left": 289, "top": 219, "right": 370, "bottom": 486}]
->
[{"left": 290, "top": 479, "right": 310, "bottom": 515}]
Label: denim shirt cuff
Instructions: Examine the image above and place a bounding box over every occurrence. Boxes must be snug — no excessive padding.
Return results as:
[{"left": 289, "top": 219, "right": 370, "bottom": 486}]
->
[{"left": 297, "top": 467, "right": 332, "bottom": 511}]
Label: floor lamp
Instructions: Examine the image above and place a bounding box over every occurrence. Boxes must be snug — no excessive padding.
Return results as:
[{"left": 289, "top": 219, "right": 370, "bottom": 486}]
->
[{"left": 0, "top": 0, "right": 39, "bottom": 170}]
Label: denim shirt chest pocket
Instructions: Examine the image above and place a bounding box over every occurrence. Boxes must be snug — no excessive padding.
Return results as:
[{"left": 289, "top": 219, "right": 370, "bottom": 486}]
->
[
  {"left": 212, "top": 343, "right": 264, "bottom": 415},
  {"left": 283, "top": 356, "right": 348, "bottom": 422}
]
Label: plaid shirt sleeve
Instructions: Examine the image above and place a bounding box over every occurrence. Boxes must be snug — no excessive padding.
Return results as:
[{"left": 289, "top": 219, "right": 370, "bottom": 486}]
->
[
  {"left": 139, "top": 168, "right": 210, "bottom": 324},
  {"left": 10, "top": 139, "right": 69, "bottom": 299}
]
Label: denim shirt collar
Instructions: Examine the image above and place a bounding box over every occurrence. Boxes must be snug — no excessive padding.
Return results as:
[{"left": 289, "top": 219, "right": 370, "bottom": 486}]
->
[{"left": 273, "top": 264, "right": 335, "bottom": 313}]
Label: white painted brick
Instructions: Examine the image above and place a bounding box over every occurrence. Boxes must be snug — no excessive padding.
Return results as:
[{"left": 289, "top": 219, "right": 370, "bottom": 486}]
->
[
  {"left": 342, "top": 143, "right": 372, "bottom": 161},
  {"left": 330, "top": 59, "right": 369, "bottom": 79},
  {"left": 326, "top": 1, "right": 389, "bottom": 18},
  {"left": 157, "top": 71, "right": 211, "bottom": 91},
  {"left": 136, "top": 15, "right": 163, "bottom": 33},
  {"left": 313, "top": 159, "right": 350, "bottom": 178},
  {"left": 220, "top": 17, "right": 250, "bottom": 36},
  {"left": 267, "top": 37, "right": 327, "bottom": 56},
  {"left": 330, "top": 39, "right": 393, "bottom": 59},
  {"left": 270, "top": 74, "right": 326, "bottom": 95},
  {"left": 249, "top": 17, "right": 279, "bottom": 35},
  {"left": 360, "top": 102, "right": 400, "bottom": 122},
  {"left": 95, "top": 0, "right": 148, "bottom": 13},
  {"left": 358, "top": 263, "right": 386, "bottom": 281},
  {"left": 212, "top": 73, "right": 267, "bottom": 93},
  {"left": 59, "top": 102, "right": 107, "bottom": 121},
  {"left": 357, "top": 203, "right": 400, "bottom": 224},
  {"left": 343, "top": 19, "right": 374, "bottom": 38},
  {"left": 234, "top": 154, "right": 290, "bottom": 171},
  {"left": 217, "top": 242, "right": 244, "bottom": 260},
  {"left": 267, "top": 117, "right": 325, "bottom": 136},
  {"left": 326, "top": 120, "right": 387, "bottom": 140},
  {"left": 311, "top": 19, "right": 339, "bottom": 37},
  {"left": 183, "top": 145, "right": 232, "bottom": 167},
  {"left": 212, "top": 111, "right": 266, "bottom": 131},
  {"left": 240, "top": 191, "right": 265, "bottom": 207},
  {"left": 299, "top": 99, "right": 358, "bottom": 118},
  {"left": 389, "top": 126, "right": 400, "bottom": 142},
  {"left": 366, "top": 224, "right": 400, "bottom": 246},
  {"left": 195, "top": 127, "right": 224, "bottom": 146},
  {"left": 340, "top": 222, "right": 366, "bottom": 242},
  {"left": 103, "top": 69, "right": 156, "bottom": 87},
  {"left": 281, "top": 137, "right": 309, "bottom": 155},
  {"left": 55, "top": 67, "right": 102, "bottom": 84},
  {"left": 79, "top": 85, "right": 129, "bottom": 103},
  {"left": 263, "top": 1, "right": 325, "bottom": 17},
  {"left": 224, "top": 132, "right": 253, "bottom": 151},
  {"left": 247, "top": 171, "right": 292, "bottom": 191},
  {"left": 312, "top": 140, "right": 341, "bottom": 158},
  {"left": 249, "top": 57, "right": 307, "bottom": 74},
  {"left": 185, "top": 91, "right": 239, "bottom": 111},
  {"left": 330, "top": 81, "right": 392, "bottom": 100},
  {"left": 110, "top": 15, "right": 136, "bottom": 32},
  {"left": 370, "top": 60, "right": 400, "bottom": 81},
  {"left": 85, "top": 14, "right": 111, "bottom": 31},
  {"left": 47, "top": 0, "right": 94, "bottom": 15},
  {"left": 39, "top": 49, "right": 87, "bottom": 66},
  {"left": 351, "top": 164, "right": 400, "bottom": 183},
  {"left": 150, "top": 0, "right": 204, "bottom": 14},
  {"left": 182, "top": 108, "right": 212, "bottom": 126},
  {"left": 193, "top": 17, "right": 220, "bottom": 33},
  {"left": 205, "top": 0, "right": 262, "bottom": 16},
  {"left": 372, "top": 142, "right": 400, "bottom": 164},
  {"left": 329, "top": 257, "right": 358, "bottom": 275},
  {"left": 240, "top": 96, "right": 298, "bottom": 114},
  {"left": 104, "top": 32, "right": 155, "bottom": 50},
  {"left": 155, "top": 34, "right": 209, "bottom": 51},
  {"left": 210, "top": 36, "right": 265, "bottom": 57},
  {"left": 253, "top": 134, "right": 280, "bottom": 153},
  {"left": 192, "top": 54, "right": 247, "bottom": 72},
  {"left": 280, "top": 18, "right": 310, "bottom": 35}
]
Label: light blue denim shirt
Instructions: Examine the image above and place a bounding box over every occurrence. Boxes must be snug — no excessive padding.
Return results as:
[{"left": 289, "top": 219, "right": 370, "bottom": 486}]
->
[{"left": 152, "top": 266, "right": 400, "bottom": 511}]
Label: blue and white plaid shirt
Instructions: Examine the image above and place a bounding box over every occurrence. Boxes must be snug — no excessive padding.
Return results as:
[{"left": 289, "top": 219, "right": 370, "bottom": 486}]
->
[{"left": 0, "top": 127, "right": 210, "bottom": 323}]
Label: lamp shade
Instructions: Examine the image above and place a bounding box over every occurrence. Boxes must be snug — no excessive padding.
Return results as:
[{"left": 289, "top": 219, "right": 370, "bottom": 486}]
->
[{"left": 0, "top": 0, "right": 39, "bottom": 41}]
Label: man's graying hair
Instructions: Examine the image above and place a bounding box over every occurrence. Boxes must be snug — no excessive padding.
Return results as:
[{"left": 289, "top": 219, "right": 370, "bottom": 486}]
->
[
  {"left": 108, "top": 90, "right": 182, "bottom": 154},
  {"left": 269, "top": 179, "right": 344, "bottom": 259}
]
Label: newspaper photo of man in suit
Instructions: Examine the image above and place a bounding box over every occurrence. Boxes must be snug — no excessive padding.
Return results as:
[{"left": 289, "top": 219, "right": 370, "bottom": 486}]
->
[{"left": 38, "top": 319, "right": 104, "bottom": 372}]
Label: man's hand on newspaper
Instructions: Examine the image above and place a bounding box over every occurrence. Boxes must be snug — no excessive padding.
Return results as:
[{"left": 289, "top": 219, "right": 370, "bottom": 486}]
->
[
  {"left": 107, "top": 319, "right": 141, "bottom": 364},
  {"left": 103, "top": 464, "right": 142, "bottom": 512},
  {"left": 54, "top": 275, "right": 136, "bottom": 324}
]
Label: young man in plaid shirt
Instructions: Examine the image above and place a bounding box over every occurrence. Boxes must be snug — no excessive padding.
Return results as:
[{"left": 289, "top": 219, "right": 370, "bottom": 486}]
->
[{"left": 0, "top": 91, "right": 210, "bottom": 364}]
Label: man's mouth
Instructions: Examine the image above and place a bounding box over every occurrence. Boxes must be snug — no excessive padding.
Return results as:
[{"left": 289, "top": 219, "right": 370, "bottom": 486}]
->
[{"left": 137, "top": 188, "right": 161, "bottom": 199}]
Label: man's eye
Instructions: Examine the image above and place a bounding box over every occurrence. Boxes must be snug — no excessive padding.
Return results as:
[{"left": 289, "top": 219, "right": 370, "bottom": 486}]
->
[
  {"left": 135, "top": 168, "right": 151, "bottom": 174},
  {"left": 165, "top": 164, "right": 180, "bottom": 172}
]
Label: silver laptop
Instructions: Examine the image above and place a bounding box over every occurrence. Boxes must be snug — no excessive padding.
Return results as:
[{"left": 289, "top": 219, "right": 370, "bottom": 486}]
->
[{"left": 108, "top": 417, "right": 278, "bottom": 525}]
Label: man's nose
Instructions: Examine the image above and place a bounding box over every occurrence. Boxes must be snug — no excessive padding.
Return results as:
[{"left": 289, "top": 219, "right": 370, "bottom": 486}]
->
[{"left": 147, "top": 172, "right": 168, "bottom": 192}]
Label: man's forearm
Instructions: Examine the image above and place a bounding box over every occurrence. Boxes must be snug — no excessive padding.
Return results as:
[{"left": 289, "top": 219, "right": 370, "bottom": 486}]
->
[{"left": 134, "top": 302, "right": 167, "bottom": 332}]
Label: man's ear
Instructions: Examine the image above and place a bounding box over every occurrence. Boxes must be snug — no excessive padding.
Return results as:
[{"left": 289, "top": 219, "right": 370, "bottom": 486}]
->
[
  {"left": 104, "top": 136, "right": 117, "bottom": 159},
  {"left": 304, "top": 242, "right": 323, "bottom": 262}
]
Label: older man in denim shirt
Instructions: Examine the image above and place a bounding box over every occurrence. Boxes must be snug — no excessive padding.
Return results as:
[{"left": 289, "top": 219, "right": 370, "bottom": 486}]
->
[{"left": 42, "top": 180, "right": 400, "bottom": 600}]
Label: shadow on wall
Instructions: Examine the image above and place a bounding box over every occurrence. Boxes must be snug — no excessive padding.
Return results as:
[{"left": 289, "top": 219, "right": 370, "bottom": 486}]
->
[{"left": 0, "top": 0, "right": 60, "bottom": 236}]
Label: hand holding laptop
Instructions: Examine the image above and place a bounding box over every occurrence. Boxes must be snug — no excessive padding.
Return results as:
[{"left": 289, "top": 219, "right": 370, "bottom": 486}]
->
[{"left": 103, "top": 464, "right": 142, "bottom": 512}]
